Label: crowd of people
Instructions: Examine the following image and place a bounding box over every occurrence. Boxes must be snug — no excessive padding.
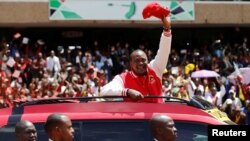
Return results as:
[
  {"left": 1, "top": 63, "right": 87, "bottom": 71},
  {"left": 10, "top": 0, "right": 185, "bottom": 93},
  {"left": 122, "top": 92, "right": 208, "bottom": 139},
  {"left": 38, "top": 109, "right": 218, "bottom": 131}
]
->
[{"left": 0, "top": 21, "right": 250, "bottom": 125}]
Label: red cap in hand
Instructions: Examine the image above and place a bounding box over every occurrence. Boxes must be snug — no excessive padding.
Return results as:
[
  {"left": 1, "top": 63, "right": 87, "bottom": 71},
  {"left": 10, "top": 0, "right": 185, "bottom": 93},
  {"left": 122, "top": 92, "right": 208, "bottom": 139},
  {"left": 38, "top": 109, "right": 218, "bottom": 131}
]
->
[{"left": 142, "top": 2, "right": 170, "bottom": 19}]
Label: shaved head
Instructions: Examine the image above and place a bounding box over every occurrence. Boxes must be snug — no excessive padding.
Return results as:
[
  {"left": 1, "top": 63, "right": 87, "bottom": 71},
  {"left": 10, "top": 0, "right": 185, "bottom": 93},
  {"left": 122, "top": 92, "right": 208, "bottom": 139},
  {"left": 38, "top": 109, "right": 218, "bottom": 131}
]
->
[
  {"left": 150, "top": 114, "right": 172, "bottom": 134},
  {"left": 44, "top": 113, "right": 74, "bottom": 141},
  {"left": 15, "top": 120, "right": 37, "bottom": 141},
  {"left": 149, "top": 114, "right": 177, "bottom": 141},
  {"left": 44, "top": 113, "right": 69, "bottom": 134}
]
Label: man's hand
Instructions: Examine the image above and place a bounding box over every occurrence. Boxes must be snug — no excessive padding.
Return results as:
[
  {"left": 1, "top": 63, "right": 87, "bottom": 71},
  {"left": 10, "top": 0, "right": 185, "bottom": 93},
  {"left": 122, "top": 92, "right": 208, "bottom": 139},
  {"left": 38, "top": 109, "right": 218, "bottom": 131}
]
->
[
  {"left": 127, "top": 89, "right": 144, "bottom": 101},
  {"left": 162, "top": 16, "right": 171, "bottom": 30}
]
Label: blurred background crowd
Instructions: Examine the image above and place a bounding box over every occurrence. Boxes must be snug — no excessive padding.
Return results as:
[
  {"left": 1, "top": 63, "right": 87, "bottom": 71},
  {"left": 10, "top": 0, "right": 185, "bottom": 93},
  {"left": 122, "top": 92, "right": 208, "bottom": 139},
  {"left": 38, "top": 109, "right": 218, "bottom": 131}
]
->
[{"left": 0, "top": 28, "right": 250, "bottom": 124}]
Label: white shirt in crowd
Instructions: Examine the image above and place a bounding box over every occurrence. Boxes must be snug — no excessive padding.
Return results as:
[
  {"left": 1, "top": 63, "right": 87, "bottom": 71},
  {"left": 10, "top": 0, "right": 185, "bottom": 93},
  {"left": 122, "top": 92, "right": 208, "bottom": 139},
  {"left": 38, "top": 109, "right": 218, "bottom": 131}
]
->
[{"left": 46, "top": 55, "right": 61, "bottom": 73}]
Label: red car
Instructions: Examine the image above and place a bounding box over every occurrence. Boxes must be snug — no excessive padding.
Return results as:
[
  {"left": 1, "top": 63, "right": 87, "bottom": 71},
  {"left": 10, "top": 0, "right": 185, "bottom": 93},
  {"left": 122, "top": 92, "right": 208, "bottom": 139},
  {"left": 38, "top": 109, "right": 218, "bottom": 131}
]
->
[{"left": 0, "top": 97, "right": 227, "bottom": 141}]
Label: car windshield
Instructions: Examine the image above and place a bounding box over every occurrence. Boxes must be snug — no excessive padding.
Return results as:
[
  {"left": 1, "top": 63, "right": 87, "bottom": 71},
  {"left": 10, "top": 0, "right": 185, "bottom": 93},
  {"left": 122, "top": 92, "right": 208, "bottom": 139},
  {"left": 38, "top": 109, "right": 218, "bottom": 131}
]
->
[{"left": 189, "top": 96, "right": 216, "bottom": 110}]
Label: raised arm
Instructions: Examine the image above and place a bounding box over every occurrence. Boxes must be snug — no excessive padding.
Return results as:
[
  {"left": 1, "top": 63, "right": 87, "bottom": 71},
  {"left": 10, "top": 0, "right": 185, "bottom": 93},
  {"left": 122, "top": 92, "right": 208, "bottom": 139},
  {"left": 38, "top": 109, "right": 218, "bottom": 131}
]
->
[{"left": 149, "top": 16, "right": 172, "bottom": 78}]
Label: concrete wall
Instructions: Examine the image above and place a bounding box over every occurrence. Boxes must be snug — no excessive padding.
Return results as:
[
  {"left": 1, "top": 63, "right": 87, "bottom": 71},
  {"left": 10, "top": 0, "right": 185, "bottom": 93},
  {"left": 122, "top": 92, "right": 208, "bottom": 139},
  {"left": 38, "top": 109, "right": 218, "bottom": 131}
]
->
[{"left": 0, "top": 1, "right": 250, "bottom": 27}]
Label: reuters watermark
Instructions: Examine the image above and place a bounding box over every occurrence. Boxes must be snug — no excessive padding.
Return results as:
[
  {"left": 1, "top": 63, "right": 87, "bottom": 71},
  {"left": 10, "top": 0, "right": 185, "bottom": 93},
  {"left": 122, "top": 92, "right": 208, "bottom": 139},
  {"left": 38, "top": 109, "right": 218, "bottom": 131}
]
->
[{"left": 208, "top": 125, "right": 249, "bottom": 140}]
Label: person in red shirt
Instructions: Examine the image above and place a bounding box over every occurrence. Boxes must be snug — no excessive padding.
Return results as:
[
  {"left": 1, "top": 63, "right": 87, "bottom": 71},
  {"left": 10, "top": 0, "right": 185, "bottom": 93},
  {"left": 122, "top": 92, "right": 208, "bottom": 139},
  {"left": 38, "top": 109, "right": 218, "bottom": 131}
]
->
[{"left": 101, "top": 15, "right": 171, "bottom": 103}]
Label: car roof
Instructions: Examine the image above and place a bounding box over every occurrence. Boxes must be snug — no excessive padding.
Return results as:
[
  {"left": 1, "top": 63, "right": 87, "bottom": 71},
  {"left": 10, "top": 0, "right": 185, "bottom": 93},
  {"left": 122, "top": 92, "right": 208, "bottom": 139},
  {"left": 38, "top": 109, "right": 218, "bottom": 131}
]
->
[{"left": 0, "top": 101, "right": 226, "bottom": 127}]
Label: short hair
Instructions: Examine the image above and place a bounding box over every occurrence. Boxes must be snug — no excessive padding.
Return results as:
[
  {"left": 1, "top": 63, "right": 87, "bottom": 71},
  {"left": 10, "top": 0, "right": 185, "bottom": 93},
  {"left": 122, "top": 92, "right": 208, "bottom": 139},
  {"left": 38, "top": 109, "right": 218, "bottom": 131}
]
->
[
  {"left": 149, "top": 114, "right": 171, "bottom": 136},
  {"left": 129, "top": 49, "right": 146, "bottom": 61},
  {"left": 44, "top": 113, "right": 68, "bottom": 134},
  {"left": 15, "top": 120, "right": 34, "bottom": 134}
]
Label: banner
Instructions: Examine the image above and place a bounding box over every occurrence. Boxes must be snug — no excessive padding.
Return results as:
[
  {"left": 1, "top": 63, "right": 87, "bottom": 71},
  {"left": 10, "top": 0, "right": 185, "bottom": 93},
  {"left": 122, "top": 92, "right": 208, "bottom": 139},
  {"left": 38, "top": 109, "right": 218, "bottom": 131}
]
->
[{"left": 49, "top": 0, "right": 195, "bottom": 21}]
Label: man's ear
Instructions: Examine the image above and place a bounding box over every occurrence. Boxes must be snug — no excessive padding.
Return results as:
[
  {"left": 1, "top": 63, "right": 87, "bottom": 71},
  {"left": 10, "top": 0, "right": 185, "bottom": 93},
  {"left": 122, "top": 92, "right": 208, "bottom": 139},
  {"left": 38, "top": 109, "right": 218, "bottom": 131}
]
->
[
  {"left": 55, "top": 126, "right": 61, "bottom": 133},
  {"left": 129, "top": 61, "right": 132, "bottom": 70},
  {"left": 156, "top": 127, "right": 163, "bottom": 134}
]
